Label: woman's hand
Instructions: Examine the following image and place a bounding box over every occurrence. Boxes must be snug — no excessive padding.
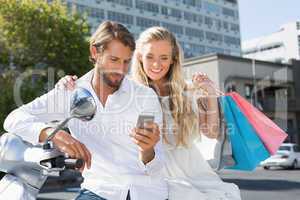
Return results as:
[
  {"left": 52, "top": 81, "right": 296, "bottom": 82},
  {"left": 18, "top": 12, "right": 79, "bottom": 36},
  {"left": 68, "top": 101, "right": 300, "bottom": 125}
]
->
[
  {"left": 192, "top": 72, "right": 218, "bottom": 96},
  {"left": 55, "top": 75, "right": 78, "bottom": 90}
]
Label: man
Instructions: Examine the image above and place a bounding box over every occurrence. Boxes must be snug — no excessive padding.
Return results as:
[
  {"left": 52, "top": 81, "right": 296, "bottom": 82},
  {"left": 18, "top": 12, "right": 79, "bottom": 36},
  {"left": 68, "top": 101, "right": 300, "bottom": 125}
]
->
[{"left": 4, "top": 21, "right": 168, "bottom": 200}]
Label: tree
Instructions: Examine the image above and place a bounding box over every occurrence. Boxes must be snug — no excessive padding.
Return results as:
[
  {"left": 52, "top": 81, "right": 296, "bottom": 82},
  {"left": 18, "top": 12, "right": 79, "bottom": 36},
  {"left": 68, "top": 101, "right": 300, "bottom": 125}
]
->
[
  {"left": 0, "top": 0, "right": 91, "bottom": 74},
  {"left": 0, "top": 0, "right": 92, "bottom": 133}
]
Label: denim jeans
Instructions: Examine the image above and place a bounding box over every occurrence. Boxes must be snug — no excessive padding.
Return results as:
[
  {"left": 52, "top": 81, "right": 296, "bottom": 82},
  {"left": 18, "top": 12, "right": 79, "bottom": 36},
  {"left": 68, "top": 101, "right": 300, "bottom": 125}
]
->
[
  {"left": 75, "top": 189, "right": 107, "bottom": 200},
  {"left": 75, "top": 189, "right": 131, "bottom": 200}
]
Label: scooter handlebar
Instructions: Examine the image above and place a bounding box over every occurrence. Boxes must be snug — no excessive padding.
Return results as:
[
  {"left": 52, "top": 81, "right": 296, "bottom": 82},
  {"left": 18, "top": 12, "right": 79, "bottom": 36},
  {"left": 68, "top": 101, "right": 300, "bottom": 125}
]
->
[{"left": 64, "top": 158, "right": 84, "bottom": 169}]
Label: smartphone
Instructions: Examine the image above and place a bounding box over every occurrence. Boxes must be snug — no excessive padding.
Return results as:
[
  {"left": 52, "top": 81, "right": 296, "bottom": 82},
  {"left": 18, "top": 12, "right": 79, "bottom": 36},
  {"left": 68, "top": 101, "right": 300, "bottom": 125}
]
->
[{"left": 136, "top": 114, "right": 155, "bottom": 129}]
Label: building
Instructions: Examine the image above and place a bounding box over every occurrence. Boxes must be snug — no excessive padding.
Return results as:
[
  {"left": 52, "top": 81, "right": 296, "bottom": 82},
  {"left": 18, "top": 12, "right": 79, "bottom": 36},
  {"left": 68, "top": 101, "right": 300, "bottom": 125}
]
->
[
  {"left": 63, "top": 0, "right": 241, "bottom": 58},
  {"left": 242, "top": 22, "right": 300, "bottom": 63},
  {"left": 183, "top": 53, "right": 300, "bottom": 144}
]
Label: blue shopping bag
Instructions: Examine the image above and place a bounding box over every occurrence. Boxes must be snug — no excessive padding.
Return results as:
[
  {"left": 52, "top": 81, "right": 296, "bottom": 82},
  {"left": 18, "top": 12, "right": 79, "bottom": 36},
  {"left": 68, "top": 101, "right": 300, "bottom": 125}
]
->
[{"left": 219, "top": 96, "right": 270, "bottom": 171}]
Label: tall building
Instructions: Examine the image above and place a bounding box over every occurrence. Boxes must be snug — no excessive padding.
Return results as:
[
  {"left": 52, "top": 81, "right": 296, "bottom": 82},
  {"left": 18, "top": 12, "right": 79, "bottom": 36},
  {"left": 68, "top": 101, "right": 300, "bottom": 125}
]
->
[
  {"left": 63, "top": 0, "right": 241, "bottom": 58},
  {"left": 242, "top": 22, "right": 300, "bottom": 63}
]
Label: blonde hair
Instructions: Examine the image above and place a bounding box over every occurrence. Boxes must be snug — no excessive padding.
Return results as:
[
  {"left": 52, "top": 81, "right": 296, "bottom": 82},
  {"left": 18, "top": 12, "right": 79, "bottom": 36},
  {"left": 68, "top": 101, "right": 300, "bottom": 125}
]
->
[
  {"left": 132, "top": 27, "right": 199, "bottom": 146},
  {"left": 89, "top": 21, "right": 135, "bottom": 64}
]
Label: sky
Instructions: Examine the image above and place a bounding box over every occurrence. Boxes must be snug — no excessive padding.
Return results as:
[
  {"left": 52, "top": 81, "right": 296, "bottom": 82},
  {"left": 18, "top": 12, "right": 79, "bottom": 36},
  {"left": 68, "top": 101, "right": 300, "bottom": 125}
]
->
[{"left": 238, "top": 0, "right": 300, "bottom": 41}]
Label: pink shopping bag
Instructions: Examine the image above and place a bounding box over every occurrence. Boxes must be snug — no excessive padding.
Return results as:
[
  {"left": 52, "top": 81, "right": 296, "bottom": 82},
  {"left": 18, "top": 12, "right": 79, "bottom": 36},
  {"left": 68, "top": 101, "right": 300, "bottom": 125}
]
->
[{"left": 227, "top": 92, "right": 288, "bottom": 155}]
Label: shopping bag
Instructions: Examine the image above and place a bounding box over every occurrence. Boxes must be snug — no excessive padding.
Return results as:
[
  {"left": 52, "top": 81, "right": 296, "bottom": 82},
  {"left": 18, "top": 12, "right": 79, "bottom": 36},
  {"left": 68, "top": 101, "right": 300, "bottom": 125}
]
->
[
  {"left": 228, "top": 92, "right": 288, "bottom": 155},
  {"left": 219, "top": 96, "right": 270, "bottom": 171}
]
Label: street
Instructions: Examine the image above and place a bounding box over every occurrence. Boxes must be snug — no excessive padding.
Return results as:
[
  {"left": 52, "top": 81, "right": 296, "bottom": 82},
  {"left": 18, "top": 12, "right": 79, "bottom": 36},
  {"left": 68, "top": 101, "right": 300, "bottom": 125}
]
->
[
  {"left": 37, "top": 167, "right": 300, "bottom": 200},
  {"left": 220, "top": 167, "right": 300, "bottom": 200}
]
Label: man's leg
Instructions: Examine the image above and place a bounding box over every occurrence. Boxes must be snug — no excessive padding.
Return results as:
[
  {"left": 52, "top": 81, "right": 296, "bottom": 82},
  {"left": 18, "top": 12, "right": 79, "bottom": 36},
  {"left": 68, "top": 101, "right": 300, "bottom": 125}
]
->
[
  {"left": 75, "top": 189, "right": 107, "bottom": 200},
  {"left": 126, "top": 190, "right": 130, "bottom": 200}
]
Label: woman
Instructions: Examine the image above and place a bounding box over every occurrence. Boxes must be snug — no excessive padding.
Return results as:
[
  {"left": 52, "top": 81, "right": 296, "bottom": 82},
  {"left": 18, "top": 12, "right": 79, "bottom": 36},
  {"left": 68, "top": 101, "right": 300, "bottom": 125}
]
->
[{"left": 57, "top": 27, "right": 241, "bottom": 200}]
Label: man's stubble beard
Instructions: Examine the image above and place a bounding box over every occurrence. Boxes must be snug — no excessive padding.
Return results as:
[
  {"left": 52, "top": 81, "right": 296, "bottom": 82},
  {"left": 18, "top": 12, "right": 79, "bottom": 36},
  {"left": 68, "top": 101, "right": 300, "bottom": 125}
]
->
[{"left": 96, "top": 67, "right": 125, "bottom": 90}]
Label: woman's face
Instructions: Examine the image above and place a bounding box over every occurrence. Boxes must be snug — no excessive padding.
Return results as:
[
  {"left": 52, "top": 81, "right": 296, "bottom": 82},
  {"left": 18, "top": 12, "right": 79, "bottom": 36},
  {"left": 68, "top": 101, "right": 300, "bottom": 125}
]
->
[{"left": 140, "top": 40, "right": 173, "bottom": 83}]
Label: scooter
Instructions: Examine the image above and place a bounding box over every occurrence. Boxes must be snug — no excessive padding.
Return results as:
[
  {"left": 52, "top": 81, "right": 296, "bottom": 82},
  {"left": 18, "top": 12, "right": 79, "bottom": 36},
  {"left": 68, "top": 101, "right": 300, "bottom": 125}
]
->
[{"left": 0, "top": 88, "right": 97, "bottom": 200}]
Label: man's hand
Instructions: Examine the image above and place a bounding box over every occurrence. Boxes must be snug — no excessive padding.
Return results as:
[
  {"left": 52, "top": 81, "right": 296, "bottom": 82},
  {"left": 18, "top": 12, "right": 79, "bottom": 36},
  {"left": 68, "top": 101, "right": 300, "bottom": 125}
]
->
[
  {"left": 130, "top": 122, "right": 160, "bottom": 164},
  {"left": 39, "top": 128, "right": 92, "bottom": 172}
]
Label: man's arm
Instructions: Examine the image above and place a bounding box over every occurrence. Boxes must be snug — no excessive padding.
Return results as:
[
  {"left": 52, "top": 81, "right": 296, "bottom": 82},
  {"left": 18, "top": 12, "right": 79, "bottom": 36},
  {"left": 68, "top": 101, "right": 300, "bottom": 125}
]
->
[
  {"left": 3, "top": 87, "right": 92, "bottom": 170},
  {"left": 4, "top": 88, "right": 70, "bottom": 143}
]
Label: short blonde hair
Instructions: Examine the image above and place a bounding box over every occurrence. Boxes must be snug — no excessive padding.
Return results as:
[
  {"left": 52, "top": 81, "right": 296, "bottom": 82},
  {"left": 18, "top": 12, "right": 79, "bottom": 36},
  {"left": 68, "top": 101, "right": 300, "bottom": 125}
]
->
[{"left": 89, "top": 21, "right": 135, "bottom": 64}]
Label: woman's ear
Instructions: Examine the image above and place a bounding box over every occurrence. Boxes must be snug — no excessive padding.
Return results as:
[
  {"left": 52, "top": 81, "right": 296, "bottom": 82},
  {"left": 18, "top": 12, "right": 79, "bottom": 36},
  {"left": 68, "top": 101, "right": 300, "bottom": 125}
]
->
[{"left": 136, "top": 52, "right": 142, "bottom": 62}]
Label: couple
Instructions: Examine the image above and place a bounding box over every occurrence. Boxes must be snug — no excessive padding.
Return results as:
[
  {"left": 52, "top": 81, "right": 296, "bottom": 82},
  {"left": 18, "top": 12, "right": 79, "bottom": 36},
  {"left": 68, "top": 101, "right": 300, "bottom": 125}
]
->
[{"left": 4, "top": 21, "right": 241, "bottom": 200}]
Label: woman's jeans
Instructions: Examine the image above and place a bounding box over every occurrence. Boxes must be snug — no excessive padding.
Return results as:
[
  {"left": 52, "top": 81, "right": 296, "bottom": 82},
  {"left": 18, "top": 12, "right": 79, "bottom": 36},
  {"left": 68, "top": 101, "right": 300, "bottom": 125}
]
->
[{"left": 75, "top": 189, "right": 131, "bottom": 200}]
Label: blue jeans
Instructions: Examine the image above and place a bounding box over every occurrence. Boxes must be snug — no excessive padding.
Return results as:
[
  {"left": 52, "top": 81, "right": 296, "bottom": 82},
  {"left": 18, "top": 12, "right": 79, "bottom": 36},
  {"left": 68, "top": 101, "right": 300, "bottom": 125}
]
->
[
  {"left": 75, "top": 189, "right": 107, "bottom": 200},
  {"left": 75, "top": 189, "right": 131, "bottom": 200}
]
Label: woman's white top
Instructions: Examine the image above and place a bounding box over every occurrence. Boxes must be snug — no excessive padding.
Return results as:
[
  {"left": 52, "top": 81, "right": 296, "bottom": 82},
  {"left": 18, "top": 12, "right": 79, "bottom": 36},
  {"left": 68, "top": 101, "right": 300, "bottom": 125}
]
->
[{"left": 160, "top": 96, "right": 241, "bottom": 200}]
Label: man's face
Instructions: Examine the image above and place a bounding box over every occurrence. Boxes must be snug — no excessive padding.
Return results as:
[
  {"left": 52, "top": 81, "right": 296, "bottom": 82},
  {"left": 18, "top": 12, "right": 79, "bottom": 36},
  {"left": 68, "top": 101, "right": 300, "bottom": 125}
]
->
[{"left": 95, "top": 39, "right": 133, "bottom": 89}]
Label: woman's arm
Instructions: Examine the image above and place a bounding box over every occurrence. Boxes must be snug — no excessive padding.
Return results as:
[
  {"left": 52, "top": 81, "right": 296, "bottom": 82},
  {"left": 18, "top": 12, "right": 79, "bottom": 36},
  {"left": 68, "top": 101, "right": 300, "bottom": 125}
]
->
[{"left": 193, "top": 72, "right": 220, "bottom": 139}]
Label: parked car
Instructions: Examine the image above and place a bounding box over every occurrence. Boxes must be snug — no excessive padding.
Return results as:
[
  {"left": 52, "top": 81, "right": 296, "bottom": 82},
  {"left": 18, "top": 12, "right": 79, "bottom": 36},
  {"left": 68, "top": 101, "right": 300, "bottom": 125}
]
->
[{"left": 261, "top": 143, "right": 300, "bottom": 170}]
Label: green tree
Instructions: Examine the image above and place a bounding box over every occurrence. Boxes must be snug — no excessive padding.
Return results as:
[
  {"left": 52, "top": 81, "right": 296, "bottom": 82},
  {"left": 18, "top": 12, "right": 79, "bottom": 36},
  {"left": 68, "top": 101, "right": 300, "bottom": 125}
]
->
[
  {"left": 0, "top": 0, "right": 92, "bottom": 134},
  {"left": 0, "top": 0, "right": 91, "bottom": 74}
]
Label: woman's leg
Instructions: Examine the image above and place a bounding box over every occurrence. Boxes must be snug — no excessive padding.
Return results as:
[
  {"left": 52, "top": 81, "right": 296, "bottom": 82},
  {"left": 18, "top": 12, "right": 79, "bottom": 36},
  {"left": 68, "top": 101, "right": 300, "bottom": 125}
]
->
[{"left": 75, "top": 189, "right": 107, "bottom": 200}]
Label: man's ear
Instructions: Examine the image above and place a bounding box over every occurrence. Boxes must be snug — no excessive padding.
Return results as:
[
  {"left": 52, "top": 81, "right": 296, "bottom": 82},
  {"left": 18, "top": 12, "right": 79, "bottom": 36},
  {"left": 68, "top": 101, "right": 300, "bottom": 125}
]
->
[{"left": 90, "top": 46, "right": 99, "bottom": 60}]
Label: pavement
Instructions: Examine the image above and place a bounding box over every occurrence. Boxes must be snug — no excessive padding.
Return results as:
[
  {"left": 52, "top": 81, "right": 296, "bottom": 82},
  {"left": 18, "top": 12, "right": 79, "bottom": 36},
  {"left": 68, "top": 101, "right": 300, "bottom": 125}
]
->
[{"left": 37, "top": 167, "right": 300, "bottom": 200}]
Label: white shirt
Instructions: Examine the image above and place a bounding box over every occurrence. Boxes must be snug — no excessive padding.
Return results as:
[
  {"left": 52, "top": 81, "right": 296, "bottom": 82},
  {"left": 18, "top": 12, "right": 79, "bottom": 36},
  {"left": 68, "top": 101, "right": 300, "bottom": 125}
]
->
[{"left": 4, "top": 70, "right": 168, "bottom": 200}]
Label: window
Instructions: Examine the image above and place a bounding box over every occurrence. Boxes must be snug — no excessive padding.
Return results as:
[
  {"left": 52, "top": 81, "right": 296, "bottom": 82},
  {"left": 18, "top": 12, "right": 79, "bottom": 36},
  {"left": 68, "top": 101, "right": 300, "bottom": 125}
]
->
[
  {"left": 245, "top": 84, "right": 254, "bottom": 99},
  {"left": 185, "top": 28, "right": 204, "bottom": 40},
  {"left": 224, "top": 36, "right": 240, "bottom": 46},
  {"left": 135, "top": 0, "right": 159, "bottom": 13},
  {"left": 226, "top": 84, "right": 236, "bottom": 92},
  {"left": 223, "top": 21, "right": 229, "bottom": 31},
  {"left": 298, "top": 35, "right": 300, "bottom": 56},
  {"left": 279, "top": 146, "right": 291, "bottom": 151},
  {"left": 184, "top": 12, "right": 202, "bottom": 24},
  {"left": 182, "top": 0, "right": 195, "bottom": 6},
  {"left": 107, "top": 0, "right": 133, "bottom": 7},
  {"left": 170, "top": 8, "right": 182, "bottom": 19},
  {"left": 203, "top": 1, "right": 221, "bottom": 15},
  {"left": 161, "top": 22, "right": 183, "bottom": 35},
  {"left": 205, "top": 16, "right": 213, "bottom": 27},
  {"left": 90, "top": 8, "right": 105, "bottom": 20},
  {"left": 224, "top": 0, "right": 237, "bottom": 5},
  {"left": 205, "top": 31, "right": 223, "bottom": 43},
  {"left": 161, "top": 6, "right": 169, "bottom": 16},
  {"left": 222, "top": 7, "right": 235, "bottom": 18},
  {"left": 206, "top": 46, "right": 224, "bottom": 54},
  {"left": 136, "top": 17, "right": 160, "bottom": 28},
  {"left": 76, "top": 4, "right": 89, "bottom": 15},
  {"left": 107, "top": 11, "right": 134, "bottom": 25},
  {"left": 161, "top": 6, "right": 182, "bottom": 19},
  {"left": 230, "top": 23, "right": 239, "bottom": 33},
  {"left": 66, "top": 2, "right": 73, "bottom": 12},
  {"left": 195, "top": 0, "right": 202, "bottom": 9},
  {"left": 293, "top": 145, "right": 300, "bottom": 152},
  {"left": 183, "top": 43, "right": 205, "bottom": 58},
  {"left": 190, "top": 43, "right": 205, "bottom": 53},
  {"left": 215, "top": 19, "right": 222, "bottom": 30}
]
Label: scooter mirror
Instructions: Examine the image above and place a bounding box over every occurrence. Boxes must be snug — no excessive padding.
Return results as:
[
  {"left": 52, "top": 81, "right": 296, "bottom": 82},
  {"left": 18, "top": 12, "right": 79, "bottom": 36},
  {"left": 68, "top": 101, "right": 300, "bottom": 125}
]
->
[
  {"left": 44, "top": 87, "right": 97, "bottom": 143},
  {"left": 70, "top": 87, "right": 96, "bottom": 121}
]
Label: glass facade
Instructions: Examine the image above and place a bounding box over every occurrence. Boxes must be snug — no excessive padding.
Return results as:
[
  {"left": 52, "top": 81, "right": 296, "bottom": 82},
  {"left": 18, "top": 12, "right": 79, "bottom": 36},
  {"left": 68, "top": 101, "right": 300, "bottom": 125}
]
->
[{"left": 64, "top": 0, "right": 241, "bottom": 58}]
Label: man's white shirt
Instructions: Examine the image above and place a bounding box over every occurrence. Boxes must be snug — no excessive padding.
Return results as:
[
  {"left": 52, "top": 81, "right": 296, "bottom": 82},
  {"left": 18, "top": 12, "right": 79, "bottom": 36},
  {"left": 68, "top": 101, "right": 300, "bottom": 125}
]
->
[{"left": 4, "top": 70, "right": 168, "bottom": 200}]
